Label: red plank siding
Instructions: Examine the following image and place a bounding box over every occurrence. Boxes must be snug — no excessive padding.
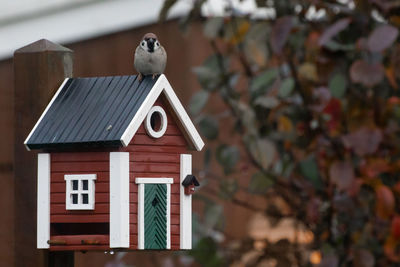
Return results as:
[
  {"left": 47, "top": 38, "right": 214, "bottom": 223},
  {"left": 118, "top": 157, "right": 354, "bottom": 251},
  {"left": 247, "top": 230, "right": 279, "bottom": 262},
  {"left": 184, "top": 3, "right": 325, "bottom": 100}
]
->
[
  {"left": 50, "top": 152, "right": 110, "bottom": 227},
  {"left": 51, "top": 172, "right": 109, "bottom": 182},
  {"left": 51, "top": 214, "right": 109, "bottom": 223},
  {"left": 51, "top": 192, "right": 109, "bottom": 204}
]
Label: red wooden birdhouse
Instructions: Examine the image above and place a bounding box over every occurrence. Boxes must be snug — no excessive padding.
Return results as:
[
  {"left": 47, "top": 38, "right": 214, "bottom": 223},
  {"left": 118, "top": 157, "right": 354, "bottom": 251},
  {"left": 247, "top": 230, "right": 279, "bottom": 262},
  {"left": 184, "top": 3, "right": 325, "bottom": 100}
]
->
[
  {"left": 25, "top": 74, "right": 204, "bottom": 251},
  {"left": 182, "top": 175, "right": 200, "bottom": 195}
]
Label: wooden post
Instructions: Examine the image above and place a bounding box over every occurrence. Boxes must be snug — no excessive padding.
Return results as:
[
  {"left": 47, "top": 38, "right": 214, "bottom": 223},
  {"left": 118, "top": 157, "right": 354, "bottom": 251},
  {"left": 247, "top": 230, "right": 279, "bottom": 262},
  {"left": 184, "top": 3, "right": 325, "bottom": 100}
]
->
[{"left": 14, "top": 39, "right": 74, "bottom": 267}]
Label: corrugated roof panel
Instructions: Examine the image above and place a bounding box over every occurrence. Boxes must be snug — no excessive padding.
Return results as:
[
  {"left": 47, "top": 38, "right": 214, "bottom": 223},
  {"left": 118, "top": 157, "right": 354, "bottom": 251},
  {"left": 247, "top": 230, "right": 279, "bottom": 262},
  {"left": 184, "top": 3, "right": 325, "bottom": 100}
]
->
[
  {"left": 25, "top": 75, "right": 159, "bottom": 149},
  {"left": 103, "top": 77, "right": 155, "bottom": 141}
]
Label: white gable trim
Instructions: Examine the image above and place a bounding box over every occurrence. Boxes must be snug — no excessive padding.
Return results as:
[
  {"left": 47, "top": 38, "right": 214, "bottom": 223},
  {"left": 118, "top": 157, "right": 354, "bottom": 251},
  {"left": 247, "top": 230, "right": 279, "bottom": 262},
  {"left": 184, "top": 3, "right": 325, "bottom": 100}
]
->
[
  {"left": 24, "top": 78, "right": 70, "bottom": 151},
  {"left": 120, "top": 74, "right": 205, "bottom": 151}
]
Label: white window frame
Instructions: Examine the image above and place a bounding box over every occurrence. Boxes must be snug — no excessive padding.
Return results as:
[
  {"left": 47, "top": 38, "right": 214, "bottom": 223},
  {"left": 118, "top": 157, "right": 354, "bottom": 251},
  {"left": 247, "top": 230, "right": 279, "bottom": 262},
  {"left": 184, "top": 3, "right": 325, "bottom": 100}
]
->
[
  {"left": 144, "top": 105, "right": 168, "bottom": 138},
  {"left": 64, "top": 174, "right": 96, "bottom": 210},
  {"left": 135, "top": 177, "right": 173, "bottom": 250}
]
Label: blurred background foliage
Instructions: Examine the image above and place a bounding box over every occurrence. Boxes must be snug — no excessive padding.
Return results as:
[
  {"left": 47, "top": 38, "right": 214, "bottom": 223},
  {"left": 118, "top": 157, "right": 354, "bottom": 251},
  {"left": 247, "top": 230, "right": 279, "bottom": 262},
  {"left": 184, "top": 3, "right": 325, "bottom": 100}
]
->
[{"left": 161, "top": 0, "right": 400, "bottom": 266}]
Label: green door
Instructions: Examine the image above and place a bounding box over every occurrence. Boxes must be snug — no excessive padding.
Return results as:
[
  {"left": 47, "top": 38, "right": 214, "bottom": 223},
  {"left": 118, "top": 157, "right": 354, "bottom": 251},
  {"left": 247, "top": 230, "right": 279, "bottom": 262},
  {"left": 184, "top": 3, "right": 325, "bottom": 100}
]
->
[{"left": 144, "top": 184, "right": 167, "bottom": 249}]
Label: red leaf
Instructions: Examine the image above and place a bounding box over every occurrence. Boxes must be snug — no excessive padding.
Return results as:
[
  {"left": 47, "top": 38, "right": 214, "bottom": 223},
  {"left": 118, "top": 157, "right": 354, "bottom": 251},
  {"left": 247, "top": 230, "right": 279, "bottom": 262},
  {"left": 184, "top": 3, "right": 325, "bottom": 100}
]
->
[
  {"left": 350, "top": 60, "right": 384, "bottom": 87},
  {"left": 384, "top": 235, "right": 400, "bottom": 262},
  {"left": 329, "top": 160, "right": 354, "bottom": 191},
  {"left": 368, "top": 24, "right": 399, "bottom": 52},
  {"left": 270, "top": 16, "right": 294, "bottom": 54},
  {"left": 342, "top": 127, "right": 382, "bottom": 156},
  {"left": 360, "top": 158, "right": 391, "bottom": 178},
  {"left": 375, "top": 185, "right": 395, "bottom": 219},
  {"left": 388, "top": 96, "right": 400, "bottom": 105},
  {"left": 322, "top": 98, "right": 341, "bottom": 134},
  {"left": 319, "top": 18, "right": 351, "bottom": 46},
  {"left": 392, "top": 216, "right": 400, "bottom": 240}
]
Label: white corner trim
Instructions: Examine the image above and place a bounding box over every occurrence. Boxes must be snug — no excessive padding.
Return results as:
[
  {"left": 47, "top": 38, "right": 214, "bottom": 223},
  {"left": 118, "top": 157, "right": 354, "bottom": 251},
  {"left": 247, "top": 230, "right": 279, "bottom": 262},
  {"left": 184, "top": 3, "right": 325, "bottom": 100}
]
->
[
  {"left": 24, "top": 78, "right": 70, "bottom": 151},
  {"left": 136, "top": 178, "right": 172, "bottom": 250},
  {"left": 37, "top": 153, "right": 50, "bottom": 249},
  {"left": 109, "top": 152, "right": 130, "bottom": 248},
  {"left": 180, "top": 154, "right": 192, "bottom": 249},
  {"left": 120, "top": 74, "right": 205, "bottom": 151},
  {"left": 135, "top": 178, "right": 173, "bottom": 184},
  {"left": 145, "top": 105, "right": 168, "bottom": 138}
]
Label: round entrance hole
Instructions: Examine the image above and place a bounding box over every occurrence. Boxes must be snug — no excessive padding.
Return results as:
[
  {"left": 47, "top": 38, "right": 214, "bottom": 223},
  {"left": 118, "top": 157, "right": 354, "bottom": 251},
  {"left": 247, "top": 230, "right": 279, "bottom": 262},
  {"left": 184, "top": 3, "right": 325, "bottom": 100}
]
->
[{"left": 145, "top": 106, "right": 168, "bottom": 138}]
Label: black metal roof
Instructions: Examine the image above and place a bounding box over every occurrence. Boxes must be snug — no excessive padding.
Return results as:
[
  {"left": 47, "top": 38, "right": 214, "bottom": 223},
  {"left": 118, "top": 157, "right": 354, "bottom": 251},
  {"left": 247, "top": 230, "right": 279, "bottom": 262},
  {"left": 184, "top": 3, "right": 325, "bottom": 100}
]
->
[
  {"left": 25, "top": 75, "right": 159, "bottom": 150},
  {"left": 182, "top": 175, "right": 200, "bottom": 187}
]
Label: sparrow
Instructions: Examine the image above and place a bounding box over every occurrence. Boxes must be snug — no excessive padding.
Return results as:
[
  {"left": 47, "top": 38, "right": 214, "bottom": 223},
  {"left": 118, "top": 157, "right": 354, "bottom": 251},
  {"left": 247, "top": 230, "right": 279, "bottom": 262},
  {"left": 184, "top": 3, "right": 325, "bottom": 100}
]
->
[{"left": 134, "top": 33, "right": 167, "bottom": 81}]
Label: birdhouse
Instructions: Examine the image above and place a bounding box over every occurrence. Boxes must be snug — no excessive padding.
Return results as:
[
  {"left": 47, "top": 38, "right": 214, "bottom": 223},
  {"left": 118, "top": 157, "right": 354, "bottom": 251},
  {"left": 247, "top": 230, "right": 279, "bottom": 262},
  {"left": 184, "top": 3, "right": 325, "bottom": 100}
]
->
[
  {"left": 182, "top": 175, "right": 200, "bottom": 195},
  {"left": 25, "top": 74, "right": 204, "bottom": 251}
]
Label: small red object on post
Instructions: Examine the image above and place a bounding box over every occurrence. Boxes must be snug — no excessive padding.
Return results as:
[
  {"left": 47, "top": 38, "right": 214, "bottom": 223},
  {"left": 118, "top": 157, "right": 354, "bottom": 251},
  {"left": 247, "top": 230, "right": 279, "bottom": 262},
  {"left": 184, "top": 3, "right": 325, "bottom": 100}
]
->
[{"left": 182, "top": 175, "right": 200, "bottom": 195}]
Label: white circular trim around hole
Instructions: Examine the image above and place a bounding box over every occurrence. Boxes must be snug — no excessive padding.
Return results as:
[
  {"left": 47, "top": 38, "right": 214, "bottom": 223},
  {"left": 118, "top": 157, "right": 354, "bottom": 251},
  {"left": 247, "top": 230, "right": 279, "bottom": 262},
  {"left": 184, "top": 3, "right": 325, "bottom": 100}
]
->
[{"left": 145, "top": 105, "right": 168, "bottom": 138}]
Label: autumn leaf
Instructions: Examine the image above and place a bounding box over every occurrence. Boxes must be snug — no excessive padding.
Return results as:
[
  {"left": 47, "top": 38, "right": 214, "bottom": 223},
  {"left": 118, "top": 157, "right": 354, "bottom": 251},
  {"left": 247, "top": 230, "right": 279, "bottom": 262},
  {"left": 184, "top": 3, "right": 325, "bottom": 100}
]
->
[
  {"left": 391, "top": 216, "right": 400, "bottom": 240},
  {"left": 384, "top": 235, "right": 400, "bottom": 262},
  {"left": 298, "top": 62, "right": 318, "bottom": 82},
  {"left": 270, "top": 16, "right": 294, "bottom": 54},
  {"left": 323, "top": 98, "right": 342, "bottom": 134},
  {"left": 360, "top": 158, "right": 391, "bottom": 178},
  {"left": 375, "top": 185, "right": 395, "bottom": 219},
  {"left": 342, "top": 127, "right": 383, "bottom": 156},
  {"left": 384, "top": 67, "right": 398, "bottom": 90},
  {"left": 278, "top": 115, "right": 293, "bottom": 132},
  {"left": 368, "top": 24, "right": 399, "bottom": 52},
  {"left": 350, "top": 60, "right": 384, "bottom": 87},
  {"left": 319, "top": 18, "right": 351, "bottom": 46},
  {"left": 329, "top": 160, "right": 354, "bottom": 191}
]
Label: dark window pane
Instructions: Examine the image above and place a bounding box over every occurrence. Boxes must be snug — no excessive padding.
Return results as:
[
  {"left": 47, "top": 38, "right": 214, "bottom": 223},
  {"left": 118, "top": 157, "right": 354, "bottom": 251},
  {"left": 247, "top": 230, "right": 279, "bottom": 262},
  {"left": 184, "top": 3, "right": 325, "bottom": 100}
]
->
[
  {"left": 72, "top": 194, "right": 78, "bottom": 204},
  {"left": 72, "top": 180, "right": 78, "bottom": 190},
  {"left": 82, "top": 180, "right": 88, "bottom": 190},
  {"left": 82, "top": 194, "right": 89, "bottom": 204}
]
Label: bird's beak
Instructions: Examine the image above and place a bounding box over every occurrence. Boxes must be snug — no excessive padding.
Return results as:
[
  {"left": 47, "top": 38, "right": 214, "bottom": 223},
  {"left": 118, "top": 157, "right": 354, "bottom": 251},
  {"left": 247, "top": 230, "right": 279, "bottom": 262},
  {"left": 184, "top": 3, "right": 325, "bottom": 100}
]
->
[{"left": 147, "top": 38, "right": 155, "bottom": 52}]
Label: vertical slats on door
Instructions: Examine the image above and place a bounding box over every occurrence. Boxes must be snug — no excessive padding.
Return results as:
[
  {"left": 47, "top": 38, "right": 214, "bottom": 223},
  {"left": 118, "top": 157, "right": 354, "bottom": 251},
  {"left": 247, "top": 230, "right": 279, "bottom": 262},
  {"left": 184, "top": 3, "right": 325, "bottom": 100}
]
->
[{"left": 144, "top": 184, "right": 167, "bottom": 249}]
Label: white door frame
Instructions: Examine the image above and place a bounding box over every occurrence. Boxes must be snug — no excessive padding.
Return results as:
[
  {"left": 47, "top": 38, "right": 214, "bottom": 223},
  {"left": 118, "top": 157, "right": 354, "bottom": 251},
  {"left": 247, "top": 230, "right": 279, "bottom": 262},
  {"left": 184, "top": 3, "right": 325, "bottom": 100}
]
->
[{"left": 135, "top": 177, "right": 173, "bottom": 249}]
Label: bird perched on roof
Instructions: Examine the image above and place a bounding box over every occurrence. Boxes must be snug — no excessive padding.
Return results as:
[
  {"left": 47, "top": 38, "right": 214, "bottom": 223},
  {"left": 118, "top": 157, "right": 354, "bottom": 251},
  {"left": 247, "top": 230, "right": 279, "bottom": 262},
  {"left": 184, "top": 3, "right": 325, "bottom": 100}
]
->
[{"left": 134, "top": 33, "right": 167, "bottom": 81}]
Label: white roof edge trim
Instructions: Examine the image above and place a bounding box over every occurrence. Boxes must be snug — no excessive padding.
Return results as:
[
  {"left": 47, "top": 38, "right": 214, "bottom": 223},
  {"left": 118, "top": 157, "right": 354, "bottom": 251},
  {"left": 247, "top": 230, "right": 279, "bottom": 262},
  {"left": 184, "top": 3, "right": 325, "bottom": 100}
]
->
[
  {"left": 162, "top": 77, "right": 205, "bottom": 151},
  {"left": 120, "top": 76, "right": 166, "bottom": 147},
  {"left": 120, "top": 74, "right": 205, "bottom": 151},
  {"left": 24, "top": 77, "right": 70, "bottom": 151}
]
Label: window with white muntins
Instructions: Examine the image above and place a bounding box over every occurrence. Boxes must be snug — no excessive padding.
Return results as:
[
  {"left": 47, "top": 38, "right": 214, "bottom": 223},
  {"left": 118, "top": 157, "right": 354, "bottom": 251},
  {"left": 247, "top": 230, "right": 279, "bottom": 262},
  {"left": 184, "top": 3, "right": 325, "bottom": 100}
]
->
[{"left": 64, "top": 174, "right": 96, "bottom": 210}]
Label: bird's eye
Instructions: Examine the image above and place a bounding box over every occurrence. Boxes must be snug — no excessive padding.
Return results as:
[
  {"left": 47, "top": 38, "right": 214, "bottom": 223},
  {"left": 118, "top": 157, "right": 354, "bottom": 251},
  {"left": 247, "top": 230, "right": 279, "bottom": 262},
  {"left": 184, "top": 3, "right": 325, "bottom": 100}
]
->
[{"left": 141, "top": 41, "right": 145, "bottom": 46}]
